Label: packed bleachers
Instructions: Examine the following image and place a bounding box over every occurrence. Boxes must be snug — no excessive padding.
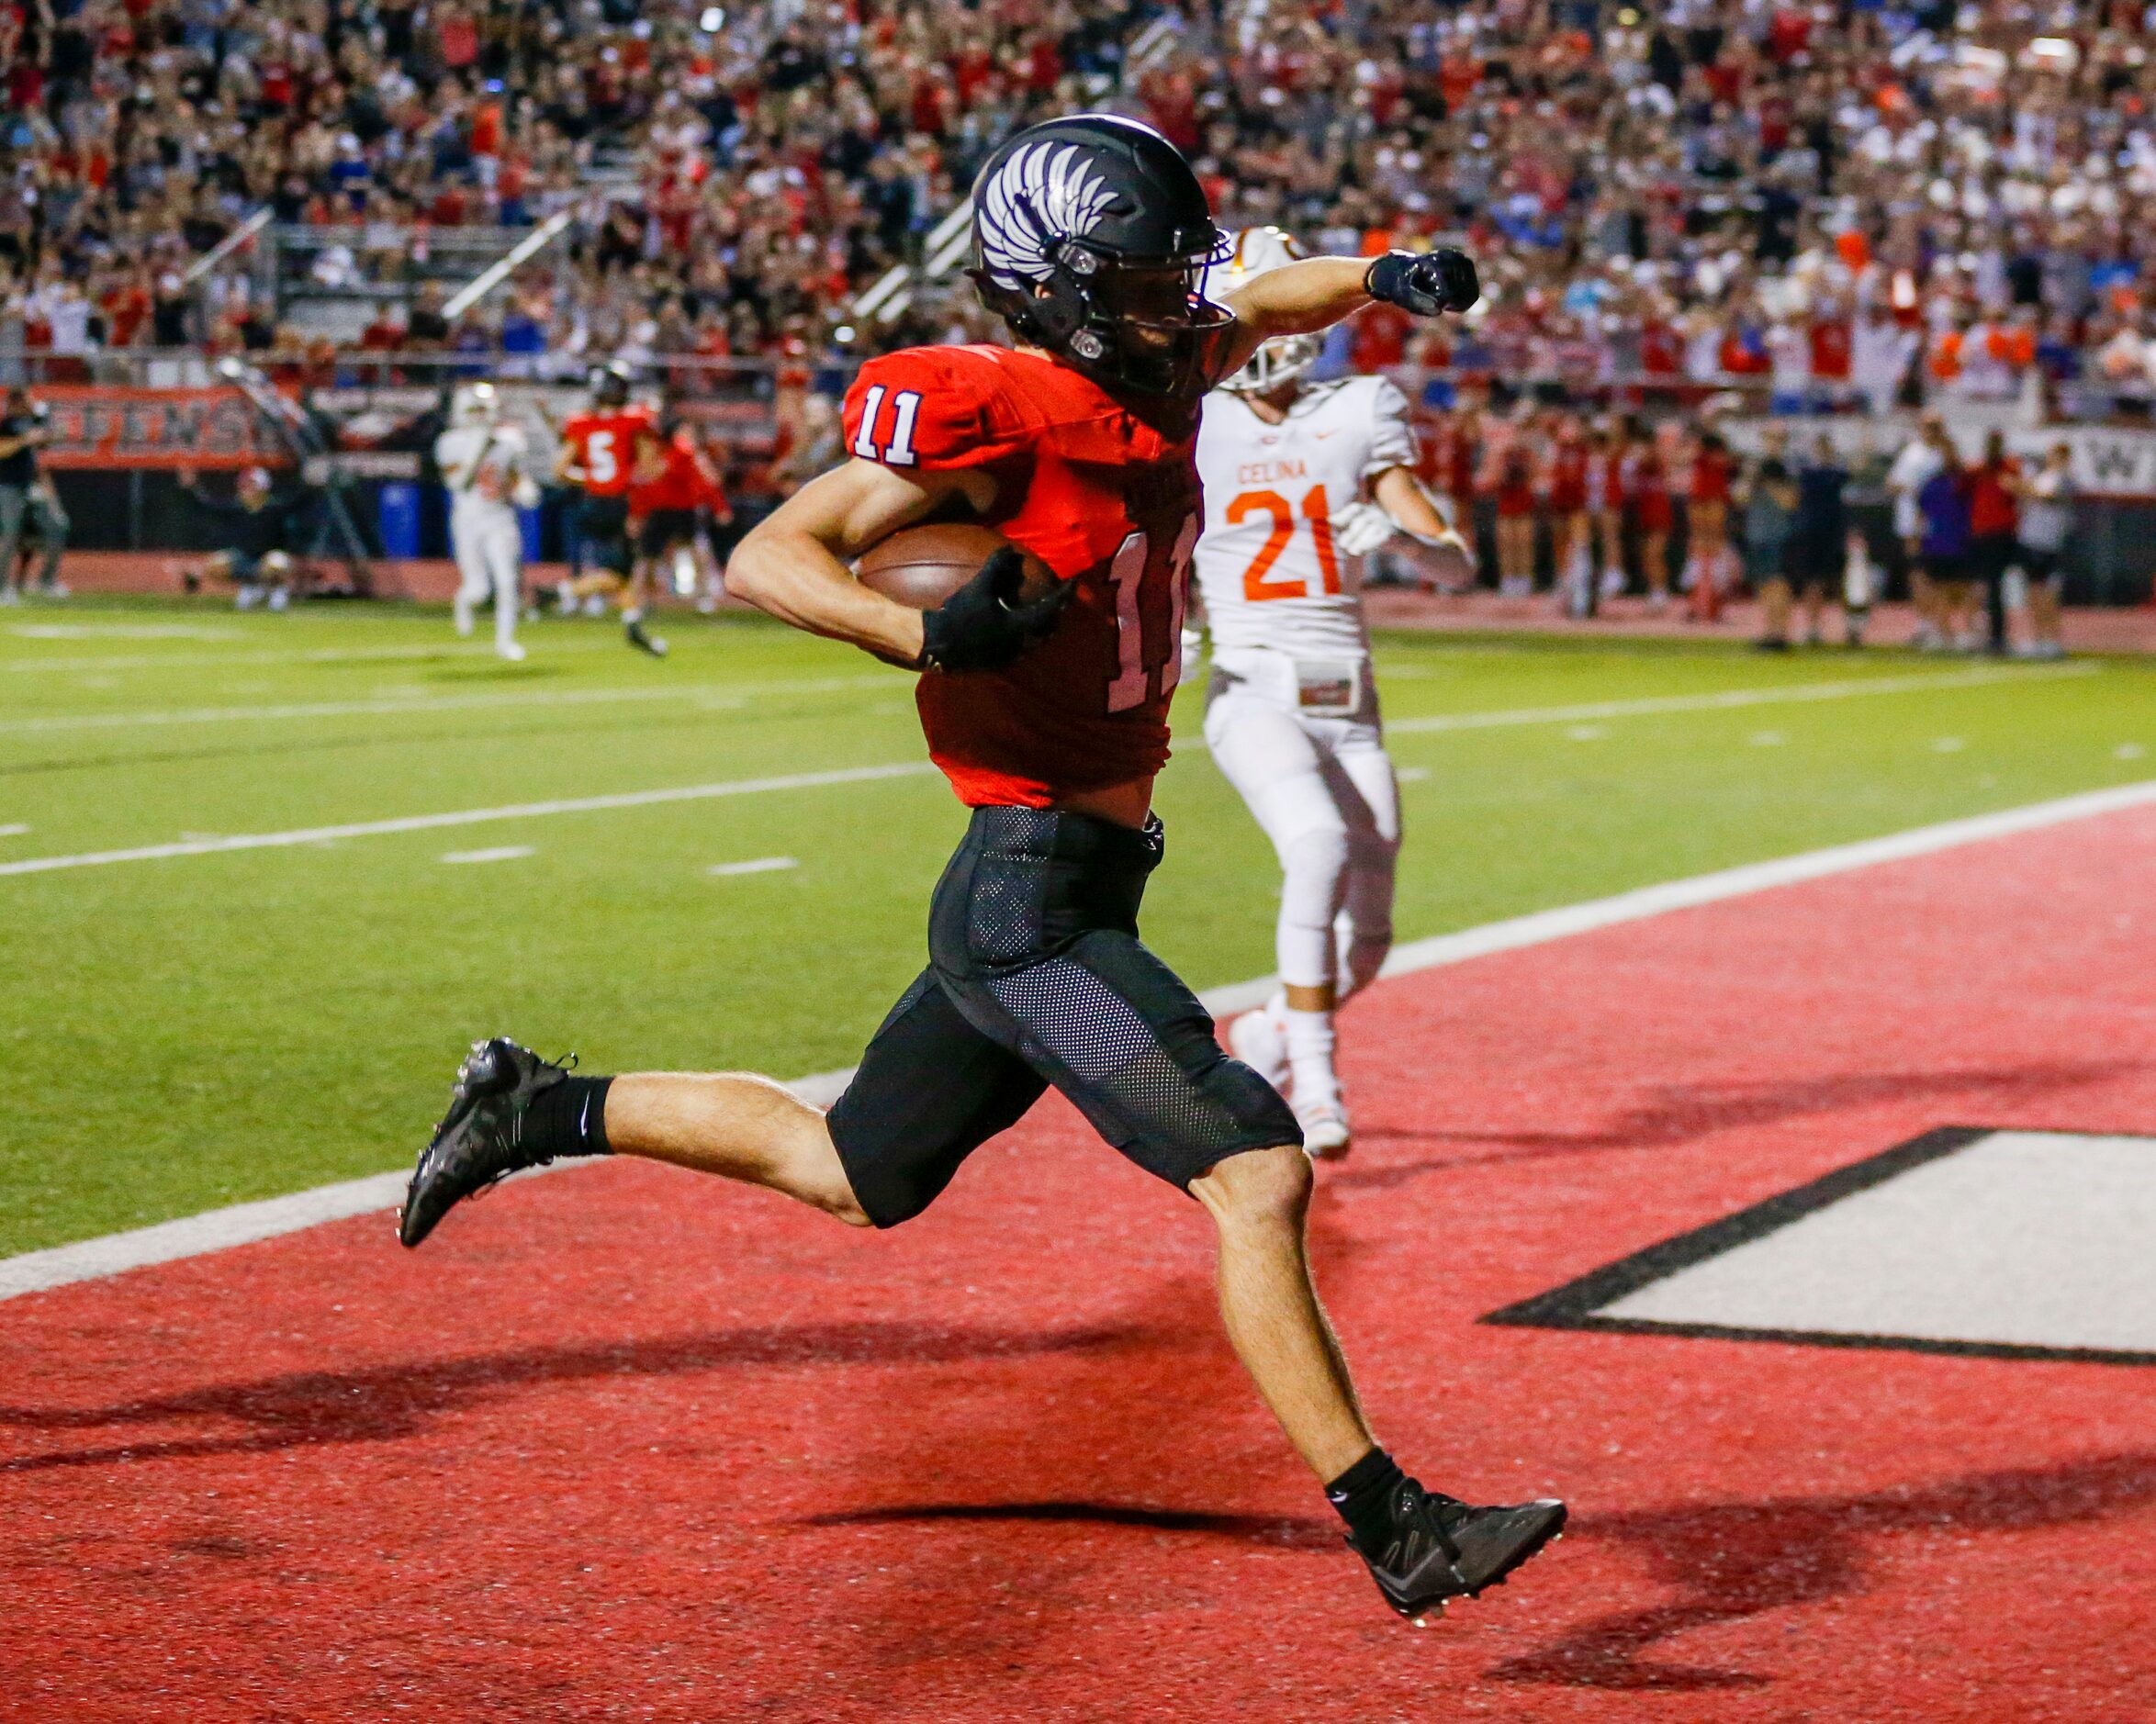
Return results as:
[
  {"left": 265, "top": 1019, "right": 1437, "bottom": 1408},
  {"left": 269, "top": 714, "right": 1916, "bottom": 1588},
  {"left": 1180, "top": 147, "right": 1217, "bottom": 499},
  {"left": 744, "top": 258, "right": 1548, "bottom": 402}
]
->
[{"left": 1, "top": 0, "right": 2152, "bottom": 414}]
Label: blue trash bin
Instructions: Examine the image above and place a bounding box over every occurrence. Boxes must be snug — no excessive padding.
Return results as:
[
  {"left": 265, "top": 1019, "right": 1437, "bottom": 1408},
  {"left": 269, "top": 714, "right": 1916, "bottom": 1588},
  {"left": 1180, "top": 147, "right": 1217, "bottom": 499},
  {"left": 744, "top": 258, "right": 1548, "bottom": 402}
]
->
[
  {"left": 519, "top": 504, "right": 543, "bottom": 565},
  {"left": 378, "top": 482, "right": 421, "bottom": 560}
]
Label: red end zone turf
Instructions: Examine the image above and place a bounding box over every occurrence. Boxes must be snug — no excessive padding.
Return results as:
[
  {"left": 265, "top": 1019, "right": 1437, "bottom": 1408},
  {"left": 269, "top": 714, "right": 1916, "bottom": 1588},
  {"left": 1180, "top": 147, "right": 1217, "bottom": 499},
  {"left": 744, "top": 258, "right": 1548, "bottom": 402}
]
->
[{"left": 4, "top": 810, "right": 2155, "bottom": 1721}]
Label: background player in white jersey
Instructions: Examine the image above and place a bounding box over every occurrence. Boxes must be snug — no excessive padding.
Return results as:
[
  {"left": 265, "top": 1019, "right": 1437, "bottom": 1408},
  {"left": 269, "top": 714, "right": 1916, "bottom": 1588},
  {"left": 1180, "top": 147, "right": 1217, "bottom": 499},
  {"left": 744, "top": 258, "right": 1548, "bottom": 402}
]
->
[
  {"left": 434, "top": 382, "right": 538, "bottom": 662},
  {"left": 1195, "top": 228, "right": 1465, "bottom": 1158}
]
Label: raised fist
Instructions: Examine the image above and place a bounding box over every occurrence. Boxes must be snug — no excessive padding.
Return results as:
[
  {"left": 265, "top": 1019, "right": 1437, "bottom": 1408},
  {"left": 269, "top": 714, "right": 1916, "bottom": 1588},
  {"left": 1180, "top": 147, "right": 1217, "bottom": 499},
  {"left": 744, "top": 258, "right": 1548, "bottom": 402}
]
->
[{"left": 1365, "top": 248, "right": 1480, "bottom": 318}]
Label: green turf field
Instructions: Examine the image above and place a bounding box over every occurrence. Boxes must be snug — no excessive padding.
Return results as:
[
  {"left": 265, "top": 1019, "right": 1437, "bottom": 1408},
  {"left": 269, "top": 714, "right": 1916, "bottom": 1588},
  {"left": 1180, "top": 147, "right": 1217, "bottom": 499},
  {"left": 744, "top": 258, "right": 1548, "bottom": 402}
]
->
[{"left": 2, "top": 597, "right": 2150, "bottom": 1257}]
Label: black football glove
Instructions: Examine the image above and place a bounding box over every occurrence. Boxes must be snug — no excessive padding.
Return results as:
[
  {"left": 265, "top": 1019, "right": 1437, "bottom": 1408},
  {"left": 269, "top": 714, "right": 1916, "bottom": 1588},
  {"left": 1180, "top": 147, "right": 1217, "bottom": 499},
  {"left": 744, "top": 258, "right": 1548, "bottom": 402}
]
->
[
  {"left": 1365, "top": 248, "right": 1480, "bottom": 317},
  {"left": 918, "top": 547, "right": 1072, "bottom": 673}
]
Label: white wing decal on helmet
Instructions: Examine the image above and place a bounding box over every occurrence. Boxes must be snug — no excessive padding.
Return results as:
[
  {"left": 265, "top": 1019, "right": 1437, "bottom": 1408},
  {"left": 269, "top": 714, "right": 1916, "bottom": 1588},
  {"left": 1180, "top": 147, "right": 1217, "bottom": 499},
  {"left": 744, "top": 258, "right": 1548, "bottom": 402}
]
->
[{"left": 975, "top": 140, "right": 1119, "bottom": 288}]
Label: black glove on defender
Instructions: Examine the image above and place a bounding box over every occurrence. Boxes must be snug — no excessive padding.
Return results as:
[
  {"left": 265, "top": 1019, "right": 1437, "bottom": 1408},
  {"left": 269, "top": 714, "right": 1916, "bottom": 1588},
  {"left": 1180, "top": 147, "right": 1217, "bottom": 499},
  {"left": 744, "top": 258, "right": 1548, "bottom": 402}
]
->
[
  {"left": 1365, "top": 248, "right": 1480, "bottom": 317},
  {"left": 918, "top": 547, "right": 1072, "bottom": 673}
]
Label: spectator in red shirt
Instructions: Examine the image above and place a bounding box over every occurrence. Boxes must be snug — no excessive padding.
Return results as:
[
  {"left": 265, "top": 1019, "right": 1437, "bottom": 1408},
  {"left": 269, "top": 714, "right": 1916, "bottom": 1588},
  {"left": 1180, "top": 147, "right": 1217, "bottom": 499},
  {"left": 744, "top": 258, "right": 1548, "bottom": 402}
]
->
[
  {"left": 1967, "top": 431, "right": 2022, "bottom": 655},
  {"left": 1809, "top": 308, "right": 1854, "bottom": 404}
]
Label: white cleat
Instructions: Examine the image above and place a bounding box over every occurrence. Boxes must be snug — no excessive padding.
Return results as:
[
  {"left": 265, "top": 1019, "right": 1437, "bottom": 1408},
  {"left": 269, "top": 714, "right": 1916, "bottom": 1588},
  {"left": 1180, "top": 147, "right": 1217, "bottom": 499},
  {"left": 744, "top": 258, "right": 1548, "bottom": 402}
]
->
[
  {"left": 1300, "top": 1106, "right": 1352, "bottom": 1160},
  {"left": 1228, "top": 1006, "right": 1289, "bottom": 1091},
  {"left": 496, "top": 640, "right": 527, "bottom": 662}
]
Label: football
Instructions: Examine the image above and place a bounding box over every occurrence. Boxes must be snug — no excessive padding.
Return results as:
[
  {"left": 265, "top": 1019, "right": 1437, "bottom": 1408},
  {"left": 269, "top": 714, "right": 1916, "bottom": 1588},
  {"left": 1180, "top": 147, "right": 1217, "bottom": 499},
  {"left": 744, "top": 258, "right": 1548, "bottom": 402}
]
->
[{"left": 853, "top": 521, "right": 1058, "bottom": 610}]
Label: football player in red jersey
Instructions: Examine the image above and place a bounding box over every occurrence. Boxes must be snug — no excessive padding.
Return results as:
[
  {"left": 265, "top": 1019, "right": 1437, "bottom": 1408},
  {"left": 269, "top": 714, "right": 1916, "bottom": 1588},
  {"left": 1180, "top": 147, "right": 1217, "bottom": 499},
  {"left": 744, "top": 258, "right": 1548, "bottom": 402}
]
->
[
  {"left": 620, "top": 409, "right": 736, "bottom": 656},
  {"left": 399, "top": 116, "right": 1564, "bottom": 1622},
  {"left": 555, "top": 364, "right": 665, "bottom": 654}
]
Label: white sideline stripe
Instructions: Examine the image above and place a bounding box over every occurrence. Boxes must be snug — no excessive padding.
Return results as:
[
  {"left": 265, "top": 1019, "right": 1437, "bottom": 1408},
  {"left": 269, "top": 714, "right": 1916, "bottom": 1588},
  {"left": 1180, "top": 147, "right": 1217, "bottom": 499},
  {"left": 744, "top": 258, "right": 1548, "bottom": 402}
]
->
[
  {"left": 441, "top": 845, "right": 534, "bottom": 865},
  {"left": 0, "top": 762, "right": 938, "bottom": 879},
  {"left": 1385, "top": 662, "right": 2095, "bottom": 736},
  {"left": 6, "top": 771, "right": 2155, "bottom": 1306},
  {"left": 707, "top": 856, "right": 798, "bottom": 877},
  {"left": 0, "top": 673, "right": 888, "bottom": 736}
]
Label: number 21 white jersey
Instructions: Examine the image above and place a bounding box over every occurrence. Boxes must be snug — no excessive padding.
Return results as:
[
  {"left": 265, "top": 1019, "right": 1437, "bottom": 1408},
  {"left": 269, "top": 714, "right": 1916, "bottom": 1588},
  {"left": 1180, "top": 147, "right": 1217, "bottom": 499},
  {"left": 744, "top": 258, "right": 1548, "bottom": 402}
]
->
[{"left": 1192, "top": 374, "right": 1418, "bottom": 662}]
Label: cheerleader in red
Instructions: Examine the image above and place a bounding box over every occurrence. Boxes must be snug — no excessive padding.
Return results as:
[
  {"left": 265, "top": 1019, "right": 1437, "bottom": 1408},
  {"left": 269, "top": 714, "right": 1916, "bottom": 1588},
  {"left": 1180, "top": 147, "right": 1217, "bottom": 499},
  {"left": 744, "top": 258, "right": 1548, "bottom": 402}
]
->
[
  {"left": 1546, "top": 416, "right": 1592, "bottom": 613},
  {"left": 1684, "top": 427, "right": 1737, "bottom": 621},
  {"left": 1490, "top": 415, "right": 1540, "bottom": 598},
  {"left": 1623, "top": 423, "right": 1675, "bottom": 608}
]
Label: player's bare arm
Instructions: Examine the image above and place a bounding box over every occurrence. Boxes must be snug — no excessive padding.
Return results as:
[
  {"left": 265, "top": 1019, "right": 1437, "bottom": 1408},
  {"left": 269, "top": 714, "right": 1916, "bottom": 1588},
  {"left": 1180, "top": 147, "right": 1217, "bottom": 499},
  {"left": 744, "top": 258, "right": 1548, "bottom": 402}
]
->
[
  {"left": 1216, "top": 249, "right": 1480, "bottom": 378},
  {"left": 725, "top": 457, "right": 993, "bottom": 665},
  {"left": 1373, "top": 465, "right": 1451, "bottom": 540}
]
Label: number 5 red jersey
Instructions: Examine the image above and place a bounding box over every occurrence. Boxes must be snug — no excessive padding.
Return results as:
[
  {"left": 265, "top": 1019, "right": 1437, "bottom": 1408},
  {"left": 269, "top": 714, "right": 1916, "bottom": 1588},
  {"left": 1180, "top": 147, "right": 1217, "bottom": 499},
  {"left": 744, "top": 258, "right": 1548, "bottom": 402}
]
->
[
  {"left": 559, "top": 406, "right": 655, "bottom": 498},
  {"left": 842, "top": 345, "right": 1202, "bottom": 809}
]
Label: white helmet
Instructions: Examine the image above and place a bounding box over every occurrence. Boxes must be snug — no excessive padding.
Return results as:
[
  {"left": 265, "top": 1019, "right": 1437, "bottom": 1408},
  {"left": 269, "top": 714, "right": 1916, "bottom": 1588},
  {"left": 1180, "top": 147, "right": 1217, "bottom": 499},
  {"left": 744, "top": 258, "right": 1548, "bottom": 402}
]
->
[
  {"left": 451, "top": 382, "right": 500, "bottom": 427},
  {"left": 1211, "top": 227, "right": 1323, "bottom": 396}
]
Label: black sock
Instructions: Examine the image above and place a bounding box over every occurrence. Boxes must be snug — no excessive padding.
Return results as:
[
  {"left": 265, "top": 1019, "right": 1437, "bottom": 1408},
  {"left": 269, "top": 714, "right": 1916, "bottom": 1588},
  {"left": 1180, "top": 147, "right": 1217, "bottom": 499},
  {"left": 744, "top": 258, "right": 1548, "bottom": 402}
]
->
[
  {"left": 522, "top": 1075, "right": 613, "bottom": 1159},
  {"left": 1327, "top": 1447, "right": 1407, "bottom": 1555}
]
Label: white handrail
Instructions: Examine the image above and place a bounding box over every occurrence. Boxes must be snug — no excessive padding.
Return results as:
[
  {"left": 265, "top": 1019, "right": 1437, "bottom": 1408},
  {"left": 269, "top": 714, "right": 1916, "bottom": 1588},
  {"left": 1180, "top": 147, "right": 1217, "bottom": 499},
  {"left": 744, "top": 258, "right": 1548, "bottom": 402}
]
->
[
  {"left": 441, "top": 209, "right": 576, "bottom": 321},
  {"left": 182, "top": 207, "right": 273, "bottom": 286}
]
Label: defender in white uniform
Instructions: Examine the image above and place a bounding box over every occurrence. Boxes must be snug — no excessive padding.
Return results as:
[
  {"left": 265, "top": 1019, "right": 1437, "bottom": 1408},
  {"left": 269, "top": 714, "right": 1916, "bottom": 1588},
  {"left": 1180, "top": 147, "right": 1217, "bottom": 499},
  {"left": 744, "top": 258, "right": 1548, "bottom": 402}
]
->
[
  {"left": 1195, "top": 228, "right": 1467, "bottom": 1158},
  {"left": 434, "top": 383, "right": 538, "bottom": 662}
]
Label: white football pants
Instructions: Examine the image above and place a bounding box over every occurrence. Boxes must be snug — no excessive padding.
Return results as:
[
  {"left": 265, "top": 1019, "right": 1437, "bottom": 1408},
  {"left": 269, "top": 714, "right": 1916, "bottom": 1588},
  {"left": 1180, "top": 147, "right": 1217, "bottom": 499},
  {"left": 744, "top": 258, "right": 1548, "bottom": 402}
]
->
[
  {"left": 1203, "top": 686, "right": 1400, "bottom": 998},
  {"left": 451, "top": 507, "right": 522, "bottom": 651}
]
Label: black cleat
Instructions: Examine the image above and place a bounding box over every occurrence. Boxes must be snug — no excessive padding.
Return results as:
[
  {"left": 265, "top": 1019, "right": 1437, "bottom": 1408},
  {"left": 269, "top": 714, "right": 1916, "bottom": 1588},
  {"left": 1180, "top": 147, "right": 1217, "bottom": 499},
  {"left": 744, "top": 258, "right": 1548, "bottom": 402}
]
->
[
  {"left": 1351, "top": 1481, "right": 1566, "bottom": 1624},
  {"left": 399, "top": 1037, "right": 573, "bottom": 1248},
  {"left": 624, "top": 618, "right": 668, "bottom": 657}
]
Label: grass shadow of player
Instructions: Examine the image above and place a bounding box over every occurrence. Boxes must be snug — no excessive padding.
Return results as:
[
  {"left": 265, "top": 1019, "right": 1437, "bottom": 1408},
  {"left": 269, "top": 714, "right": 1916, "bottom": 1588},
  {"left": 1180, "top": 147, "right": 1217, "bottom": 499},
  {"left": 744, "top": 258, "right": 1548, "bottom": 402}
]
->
[
  {"left": 1491, "top": 1450, "right": 2156, "bottom": 1692},
  {"left": 802, "top": 1500, "right": 1337, "bottom": 1550},
  {"left": 1333, "top": 1058, "right": 2139, "bottom": 1193},
  {"left": 415, "top": 662, "right": 571, "bottom": 684},
  {"left": 0, "top": 1318, "right": 1141, "bottom": 1475}
]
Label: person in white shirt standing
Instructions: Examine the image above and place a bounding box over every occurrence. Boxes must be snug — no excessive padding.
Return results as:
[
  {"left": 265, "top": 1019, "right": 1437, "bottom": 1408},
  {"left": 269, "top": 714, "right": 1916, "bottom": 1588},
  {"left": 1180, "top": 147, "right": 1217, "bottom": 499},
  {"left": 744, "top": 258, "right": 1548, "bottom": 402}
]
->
[
  {"left": 434, "top": 382, "right": 536, "bottom": 662},
  {"left": 1886, "top": 411, "right": 1948, "bottom": 649},
  {"left": 1194, "top": 228, "right": 1467, "bottom": 1159}
]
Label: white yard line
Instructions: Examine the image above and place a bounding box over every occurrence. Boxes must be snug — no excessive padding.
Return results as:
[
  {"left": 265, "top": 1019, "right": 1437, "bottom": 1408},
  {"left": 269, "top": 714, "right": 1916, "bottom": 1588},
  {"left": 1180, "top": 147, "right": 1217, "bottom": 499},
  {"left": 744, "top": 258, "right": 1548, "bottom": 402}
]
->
[
  {"left": 0, "top": 672, "right": 889, "bottom": 736},
  {"left": 441, "top": 845, "right": 535, "bottom": 865},
  {"left": 0, "top": 761, "right": 938, "bottom": 879},
  {"left": 1384, "top": 662, "right": 2095, "bottom": 736},
  {"left": 0, "top": 639, "right": 631, "bottom": 674},
  {"left": 5, "top": 772, "right": 2152, "bottom": 1305},
  {"left": 707, "top": 856, "right": 799, "bottom": 877}
]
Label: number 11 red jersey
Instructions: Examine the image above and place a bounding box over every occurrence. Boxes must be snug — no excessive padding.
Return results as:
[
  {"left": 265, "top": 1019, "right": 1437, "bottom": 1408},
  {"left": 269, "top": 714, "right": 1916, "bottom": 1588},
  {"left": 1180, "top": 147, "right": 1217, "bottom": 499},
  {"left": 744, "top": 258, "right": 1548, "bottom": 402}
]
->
[{"left": 842, "top": 345, "right": 1201, "bottom": 809}]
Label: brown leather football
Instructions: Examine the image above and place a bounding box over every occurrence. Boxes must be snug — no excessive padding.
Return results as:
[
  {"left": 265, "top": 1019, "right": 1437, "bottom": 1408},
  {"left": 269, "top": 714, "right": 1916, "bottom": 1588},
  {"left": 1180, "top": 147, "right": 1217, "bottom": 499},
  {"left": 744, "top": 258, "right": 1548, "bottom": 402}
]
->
[{"left": 853, "top": 522, "right": 1058, "bottom": 610}]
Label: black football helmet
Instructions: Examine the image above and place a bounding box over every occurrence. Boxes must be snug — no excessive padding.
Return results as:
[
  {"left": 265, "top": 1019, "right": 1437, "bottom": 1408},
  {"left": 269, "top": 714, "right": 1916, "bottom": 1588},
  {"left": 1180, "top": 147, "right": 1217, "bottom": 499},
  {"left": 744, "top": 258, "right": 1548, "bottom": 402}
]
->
[
  {"left": 968, "top": 114, "right": 1231, "bottom": 403},
  {"left": 590, "top": 363, "right": 632, "bottom": 409}
]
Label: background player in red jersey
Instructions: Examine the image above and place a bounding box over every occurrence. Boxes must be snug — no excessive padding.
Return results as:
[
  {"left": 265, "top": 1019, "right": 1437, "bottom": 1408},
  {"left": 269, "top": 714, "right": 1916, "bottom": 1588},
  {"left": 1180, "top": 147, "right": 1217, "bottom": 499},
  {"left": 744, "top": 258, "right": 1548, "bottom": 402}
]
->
[
  {"left": 399, "top": 115, "right": 1564, "bottom": 1625},
  {"left": 621, "top": 409, "right": 736, "bottom": 656},
  {"left": 554, "top": 364, "right": 664, "bottom": 654}
]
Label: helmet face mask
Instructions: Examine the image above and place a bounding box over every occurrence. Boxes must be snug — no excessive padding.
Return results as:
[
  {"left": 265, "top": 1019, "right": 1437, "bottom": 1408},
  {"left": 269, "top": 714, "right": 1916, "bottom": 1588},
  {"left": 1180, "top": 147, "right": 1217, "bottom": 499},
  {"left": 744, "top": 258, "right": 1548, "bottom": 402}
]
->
[
  {"left": 970, "top": 115, "right": 1232, "bottom": 404},
  {"left": 1218, "top": 331, "right": 1322, "bottom": 397},
  {"left": 1209, "top": 227, "right": 1321, "bottom": 397}
]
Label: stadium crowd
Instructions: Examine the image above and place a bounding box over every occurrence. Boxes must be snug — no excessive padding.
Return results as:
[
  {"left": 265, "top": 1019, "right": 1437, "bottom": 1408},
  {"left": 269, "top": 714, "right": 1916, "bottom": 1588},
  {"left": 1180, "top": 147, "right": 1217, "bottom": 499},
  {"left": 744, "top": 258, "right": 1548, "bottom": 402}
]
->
[{"left": 0, "top": 0, "right": 2150, "bottom": 409}]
